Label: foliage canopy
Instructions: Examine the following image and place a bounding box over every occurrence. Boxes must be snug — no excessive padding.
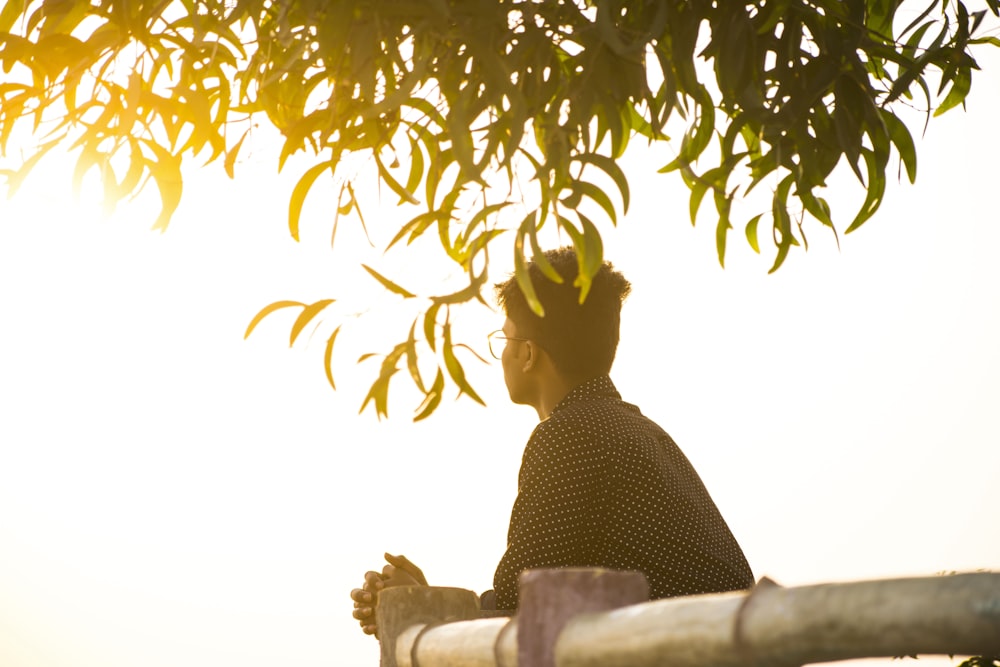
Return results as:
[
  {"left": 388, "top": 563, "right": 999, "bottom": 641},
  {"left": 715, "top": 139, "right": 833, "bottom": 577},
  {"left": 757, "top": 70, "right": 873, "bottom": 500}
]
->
[{"left": 1, "top": 0, "right": 997, "bottom": 418}]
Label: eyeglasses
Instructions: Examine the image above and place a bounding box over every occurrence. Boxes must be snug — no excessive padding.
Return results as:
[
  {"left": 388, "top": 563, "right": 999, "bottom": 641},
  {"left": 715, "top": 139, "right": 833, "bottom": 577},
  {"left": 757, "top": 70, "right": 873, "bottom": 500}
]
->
[{"left": 487, "top": 330, "right": 529, "bottom": 360}]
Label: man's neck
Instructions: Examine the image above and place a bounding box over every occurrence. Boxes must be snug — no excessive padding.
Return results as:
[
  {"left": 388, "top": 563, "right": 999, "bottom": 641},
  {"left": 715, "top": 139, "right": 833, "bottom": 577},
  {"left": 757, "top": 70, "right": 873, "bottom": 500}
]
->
[{"left": 533, "top": 373, "right": 577, "bottom": 421}]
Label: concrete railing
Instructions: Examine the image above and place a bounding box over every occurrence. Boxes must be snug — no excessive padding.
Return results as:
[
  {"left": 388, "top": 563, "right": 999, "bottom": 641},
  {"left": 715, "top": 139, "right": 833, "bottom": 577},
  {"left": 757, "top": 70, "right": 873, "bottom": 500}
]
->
[{"left": 377, "top": 569, "right": 1000, "bottom": 667}]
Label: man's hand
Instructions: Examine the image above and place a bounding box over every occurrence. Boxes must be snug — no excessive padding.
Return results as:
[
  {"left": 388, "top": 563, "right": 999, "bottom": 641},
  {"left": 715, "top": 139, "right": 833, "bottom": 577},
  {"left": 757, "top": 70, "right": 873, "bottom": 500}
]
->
[
  {"left": 350, "top": 570, "right": 384, "bottom": 636},
  {"left": 381, "top": 553, "right": 428, "bottom": 587},
  {"left": 350, "top": 553, "right": 428, "bottom": 638}
]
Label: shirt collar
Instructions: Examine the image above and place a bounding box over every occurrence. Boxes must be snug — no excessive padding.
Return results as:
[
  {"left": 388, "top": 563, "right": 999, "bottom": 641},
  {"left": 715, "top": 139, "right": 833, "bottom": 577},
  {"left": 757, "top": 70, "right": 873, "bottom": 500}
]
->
[{"left": 549, "top": 374, "right": 621, "bottom": 416}]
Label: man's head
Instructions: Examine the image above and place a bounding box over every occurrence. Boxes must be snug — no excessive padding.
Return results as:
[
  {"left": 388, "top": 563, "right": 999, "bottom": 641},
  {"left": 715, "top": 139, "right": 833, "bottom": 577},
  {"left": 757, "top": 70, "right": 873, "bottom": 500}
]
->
[{"left": 494, "top": 246, "right": 631, "bottom": 393}]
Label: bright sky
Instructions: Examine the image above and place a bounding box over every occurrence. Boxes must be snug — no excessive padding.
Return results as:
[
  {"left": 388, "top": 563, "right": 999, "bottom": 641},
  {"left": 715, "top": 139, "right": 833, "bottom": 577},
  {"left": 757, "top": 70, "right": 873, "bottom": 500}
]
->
[{"left": 1, "top": 47, "right": 998, "bottom": 667}]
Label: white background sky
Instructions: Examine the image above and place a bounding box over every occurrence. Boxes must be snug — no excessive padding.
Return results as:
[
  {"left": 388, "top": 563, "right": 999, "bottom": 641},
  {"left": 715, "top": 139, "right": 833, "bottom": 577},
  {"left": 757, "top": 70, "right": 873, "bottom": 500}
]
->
[{"left": 1, "top": 42, "right": 998, "bottom": 667}]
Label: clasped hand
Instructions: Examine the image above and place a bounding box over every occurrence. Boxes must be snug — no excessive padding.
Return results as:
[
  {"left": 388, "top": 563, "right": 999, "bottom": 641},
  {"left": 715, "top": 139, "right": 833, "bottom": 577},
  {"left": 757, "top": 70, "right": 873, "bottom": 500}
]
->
[{"left": 350, "top": 553, "right": 427, "bottom": 638}]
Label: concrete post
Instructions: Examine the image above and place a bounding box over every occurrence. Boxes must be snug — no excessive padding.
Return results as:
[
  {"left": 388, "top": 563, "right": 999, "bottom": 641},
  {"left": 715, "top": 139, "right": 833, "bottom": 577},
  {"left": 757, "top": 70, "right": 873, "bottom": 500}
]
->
[
  {"left": 376, "top": 586, "right": 481, "bottom": 667},
  {"left": 517, "top": 568, "right": 649, "bottom": 667}
]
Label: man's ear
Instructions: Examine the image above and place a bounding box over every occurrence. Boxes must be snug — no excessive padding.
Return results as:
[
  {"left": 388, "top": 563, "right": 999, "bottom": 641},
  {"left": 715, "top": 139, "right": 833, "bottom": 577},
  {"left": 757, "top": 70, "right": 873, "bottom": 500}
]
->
[{"left": 521, "top": 340, "right": 538, "bottom": 372}]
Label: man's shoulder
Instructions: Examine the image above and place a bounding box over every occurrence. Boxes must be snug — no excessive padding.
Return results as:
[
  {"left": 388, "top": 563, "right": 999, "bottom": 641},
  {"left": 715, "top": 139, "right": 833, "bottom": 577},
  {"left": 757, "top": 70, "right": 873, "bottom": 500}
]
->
[{"left": 537, "top": 394, "right": 671, "bottom": 444}]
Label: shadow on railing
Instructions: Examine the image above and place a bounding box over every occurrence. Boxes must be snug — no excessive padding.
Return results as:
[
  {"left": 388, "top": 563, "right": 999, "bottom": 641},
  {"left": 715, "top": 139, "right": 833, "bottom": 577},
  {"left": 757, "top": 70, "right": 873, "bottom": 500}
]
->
[{"left": 376, "top": 568, "right": 1000, "bottom": 667}]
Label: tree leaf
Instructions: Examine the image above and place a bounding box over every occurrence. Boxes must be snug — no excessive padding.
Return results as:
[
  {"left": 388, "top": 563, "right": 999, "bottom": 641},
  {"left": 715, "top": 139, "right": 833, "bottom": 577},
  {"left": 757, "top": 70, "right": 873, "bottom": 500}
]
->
[
  {"left": 768, "top": 175, "right": 795, "bottom": 273},
  {"left": 289, "top": 298, "right": 335, "bottom": 346},
  {"left": 142, "top": 140, "right": 183, "bottom": 232},
  {"left": 573, "top": 152, "right": 631, "bottom": 214},
  {"left": 413, "top": 368, "right": 445, "bottom": 422},
  {"left": 323, "top": 325, "right": 342, "bottom": 390},
  {"left": 359, "top": 343, "right": 407, "bottom": 419},
  {"left": 845, "top": 149, "right": 887, "bottom": 233},
  {"left": 374, "top": 150, "right": 419, "bottom": 205},
  {"left": 361, "top": 265, "right": 417, "bottom": 298},
  {"left": 244, "top": 300, "right": 306, "bottom": 339},
  {"left": 404, "top": 134, "right": 425, "bottom": 200},
  {"left": 0, "top": 0, "right": 26, "bottom": 34},
  {"left": 527, "top": 221, "right": 563, "bottom": 285},
  {"left": 514, "top": 211, "right": 545, "bottom": 317},
  {"left": 423, "top": 302, "right": 442, "bottom": 353},
  {"left": 568, "top": 180, "right": 618, "bottom": 225},
  {"left": 5, "top": 138, "right": 60, "bottom": 197},
  {"left": 571, "top": 212, "right": 604, "bottom": 303},
  {"left": 288, "top": 160, "right": 334, "bottom": 242},
  {"left": 715, "top": 210, "right": 732, "bottom": 269},
  {"left": 404, "top": 320, "right": 425, "bottom": 393},
  {"left": 442, "top": 321, "right": 485, "bottom": 406},
  {"left": 934, "top": 65, "right": 972, "bottom": 116},
  {"left": 745, "top": 213, "right": 763, "bottom": 254},
  {"left": 880, "top": 109, "right": 917, "bottom": 183},
  {"left": 224, "top": 126, "right": 251, "bottom": 179}
]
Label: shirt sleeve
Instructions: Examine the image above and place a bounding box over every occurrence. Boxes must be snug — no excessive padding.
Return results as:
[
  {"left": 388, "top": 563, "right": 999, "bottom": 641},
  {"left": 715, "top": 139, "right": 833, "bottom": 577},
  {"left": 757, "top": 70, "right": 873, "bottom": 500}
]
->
[{"left": 492, "top": 417, "right": 605, "bottom": 609}]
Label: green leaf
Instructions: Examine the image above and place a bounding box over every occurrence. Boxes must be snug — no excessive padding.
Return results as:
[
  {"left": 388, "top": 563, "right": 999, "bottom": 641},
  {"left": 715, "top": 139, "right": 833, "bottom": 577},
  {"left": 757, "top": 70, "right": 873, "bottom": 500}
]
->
[
  {"left": 430, "top": 265, "right": 490, "bottom": 306},
  {"left": 514, "top": 211, "right": 545, "bottom": 317},
  {"left": 833, "top": 76, "right": 865, "bottom": 183},
  {"left": 404, "top": 134, "right": 425, "bottom": 200},
  {"left": 745, "top": 213, "right": 762, "bottom": 254},
  {"left": 527, "top": 222, "right": 562, "bottom": 285},
  {"left": 768, "top": 176, "right": 795, "bottom": 274},
  {"left": 405, "top": 320, "right": 425, "bottom": 393},
  {"left": 402, "top": 97, "right": 448, "bottom": 131},
  {"left": 445, "top": 90, "right": 484, "bottom": 185},
  {"left": 374, "top": 150, "right": 419, "bottom": 205},
  {"left": 459, "top": 202, "right": 512, "bottom": 252},
  {"left": 568, "top": 180, "right": 618, "bottom": 225},
  {"left": 969, "top": 36, "right": 1000, "bottom": 47},
  {"left": 572, "top": 212, "right": 604, "bottom": 303},
  {"left": 845, "top": 149, "right": 887, "bottom": 233},
  {"left": 244, "top": 300, "right": 306, "bottom": 339},
  {"left": 688, "top": 176, "right": 709, "bottom": 226},
  {"left": 289, "top": 298, "right": 335, "bottom": 346},
  {"left": 359, "top": 344, "right": 407, "bottom": 419},
  {"left": 687, "top": 166, "right": 727, "bottom": 227},
  {"left": 442, "top": 321, "right": 485, "bottom": 406},
  {"left": 386, "top": 211, "right": 448, "bottom": 250},
  {"left": 573, "top": 152, "right": 631, "bottom": 215},
  {"left": 715, "top": 203, "right": 732, "bottom": 269},
  {"left": 423, "top": 302, "right": 442, "bottom": 352},
  {"left": 880, "top": 109, "right": 917, "bottom": 183},
  {"left": 413, "top": 369, "right": 445, "bottom": 421},
  {"left": 361, "top": 265, "right": 417, "bottom": 298},
  {"left": 934, "top": 66, "right": 972, "bottom": 117},
  {"left": 798, "top": 185, "right": 834, "bottom": 228}
]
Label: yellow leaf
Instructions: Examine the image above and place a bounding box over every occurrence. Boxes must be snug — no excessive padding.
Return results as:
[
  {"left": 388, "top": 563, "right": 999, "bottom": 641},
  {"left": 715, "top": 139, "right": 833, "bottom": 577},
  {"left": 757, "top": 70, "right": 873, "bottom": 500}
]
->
[{"left": 244, "top": 300, "right": 305, "bottom": 339}]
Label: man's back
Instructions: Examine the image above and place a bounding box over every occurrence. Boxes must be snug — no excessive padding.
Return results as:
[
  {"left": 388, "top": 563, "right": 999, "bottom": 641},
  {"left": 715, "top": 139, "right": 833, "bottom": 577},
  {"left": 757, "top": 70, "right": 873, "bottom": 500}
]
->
[{"left": 491, "top": 375, "right": 753, "bottom": 609}]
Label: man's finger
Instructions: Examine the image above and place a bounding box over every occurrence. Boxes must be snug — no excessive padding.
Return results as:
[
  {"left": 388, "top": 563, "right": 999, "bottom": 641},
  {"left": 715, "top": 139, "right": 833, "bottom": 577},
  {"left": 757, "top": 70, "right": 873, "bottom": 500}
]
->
[
  {"left": 350, "top": 588, "right": 372, "bottom": 603},
  {"left": 384, "top": 552, "right": 428, "bottom": 585},
  {"left": 384, "top": 553, "right": 415, "bottom": 569},
  {"left": 363, "top": 571, "right": 385, "bottom": 592}
]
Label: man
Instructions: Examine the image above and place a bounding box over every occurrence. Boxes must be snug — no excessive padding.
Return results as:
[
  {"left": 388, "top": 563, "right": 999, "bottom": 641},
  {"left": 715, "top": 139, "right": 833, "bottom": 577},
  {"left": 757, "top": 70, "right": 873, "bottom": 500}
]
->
[{"left": 351, "top": 246, "right": 754, "bottom": 635}]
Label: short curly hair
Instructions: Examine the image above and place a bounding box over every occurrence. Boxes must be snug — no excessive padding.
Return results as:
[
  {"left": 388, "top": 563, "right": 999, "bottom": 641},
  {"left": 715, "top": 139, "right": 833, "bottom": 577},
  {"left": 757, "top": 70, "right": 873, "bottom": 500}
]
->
[{"left": 495, "top": 246, "right": 631, "bottom": 382}]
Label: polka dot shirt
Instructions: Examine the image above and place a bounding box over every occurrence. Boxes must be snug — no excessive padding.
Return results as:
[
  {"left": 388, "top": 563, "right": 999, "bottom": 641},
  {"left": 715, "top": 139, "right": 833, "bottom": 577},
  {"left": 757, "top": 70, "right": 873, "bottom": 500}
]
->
[{"left": 488, "top": 375, "right": 754, "bottom": 610}]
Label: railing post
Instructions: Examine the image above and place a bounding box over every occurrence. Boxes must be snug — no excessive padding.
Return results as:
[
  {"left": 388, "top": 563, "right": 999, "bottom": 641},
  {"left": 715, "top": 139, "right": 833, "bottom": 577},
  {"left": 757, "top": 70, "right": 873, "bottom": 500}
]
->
[
  {"left": 518, "top": 568, "right": 649, "bottom": 667},
  {"left": 376, "top": 586, "right": 481, "bottom": 667}
]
